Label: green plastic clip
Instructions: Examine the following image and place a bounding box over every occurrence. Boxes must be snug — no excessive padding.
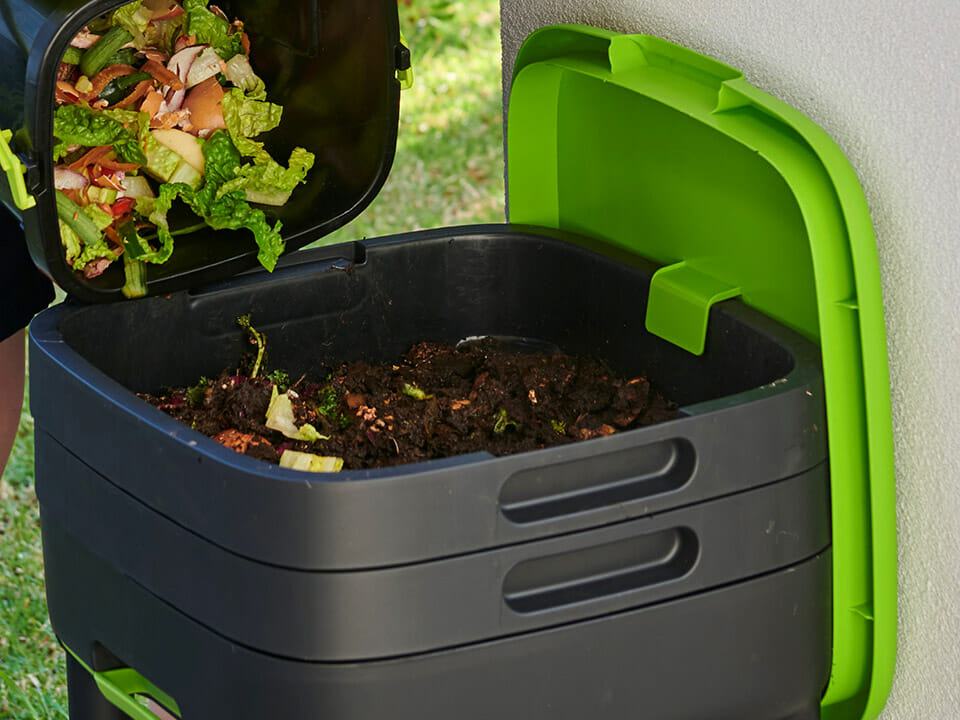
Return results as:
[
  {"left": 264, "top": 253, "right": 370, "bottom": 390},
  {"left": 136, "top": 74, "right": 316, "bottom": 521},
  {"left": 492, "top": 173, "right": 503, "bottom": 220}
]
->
[
  {"left": 0, "top": 128, "right": 36, "bottom": 210},
  {"left": 397, "top": 29, "right": 414, "bottom": 90},
  {"left": 64, "top": 645, "right": 182, "bottom": 720},
  {"left": 645, "top": 261, "right": 742, "bottom": 355}
]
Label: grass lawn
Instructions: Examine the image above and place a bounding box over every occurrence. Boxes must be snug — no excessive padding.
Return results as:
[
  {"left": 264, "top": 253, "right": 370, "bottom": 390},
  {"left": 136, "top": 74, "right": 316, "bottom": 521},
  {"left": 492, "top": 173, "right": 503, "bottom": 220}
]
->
[{"left": 0, "top": 1, "right": 503, "bottom": 716}]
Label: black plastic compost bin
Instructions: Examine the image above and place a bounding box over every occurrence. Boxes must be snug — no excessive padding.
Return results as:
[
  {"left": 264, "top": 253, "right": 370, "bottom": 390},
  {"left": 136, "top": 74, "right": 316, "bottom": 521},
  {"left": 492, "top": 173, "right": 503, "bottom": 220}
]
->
[{"left": 3, "top": 1, "right": 831, "bottom": 719}]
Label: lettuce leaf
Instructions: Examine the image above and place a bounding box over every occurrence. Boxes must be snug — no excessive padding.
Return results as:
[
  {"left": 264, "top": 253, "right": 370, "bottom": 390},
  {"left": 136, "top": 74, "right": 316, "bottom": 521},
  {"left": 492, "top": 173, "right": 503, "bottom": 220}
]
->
[
  {"left": 223, "top": 55, "right": 266, "bottom": 101},
  {"left": 144, "top": 15, "right": 187, "bottom": 55},
  {"left": 53, "top": 141, "right": 71, "bottom": 162},
  {"left": 153, "top": 132, "right": 285, "bottom": 271},
  {"left": 266, "top": 387, "right": 330, "bottom": 442},
  {"left": 54, "top": 105, "right": 126, "bottom": 146},
  {"left": 133, "top": 182, "right": 180, "bottom": 263},
  {"left": 221, "top": 88, "right": 282, "bottom": 145},
  {"left": 217, "top": 147, "right": 315, "bottom": 206},
  {"left": 59, "top": 219, "right": 83, "bottom": 266},
  {"left": 71, "top": 204, "right": 118, "bottom": 271},
  {"left": 102, "top": 108, "right": 148, "bottom": 131},
  {"left": 73, "top": 243, "right": 118, "bottom": 271},
  {"left": 218, "top": 88, "right": 316, "bottom": 205},
  {"left": 205, "top": 189, "right": 285, "bottom": 270},
  {"left": 182, "top": 0, "right": 244, "bottom": 60},
  {"left": 195, "top": 132, "right": 284, "bottom": 270},
  {"left": 54, "top": 105, "right": 147, "bottom": 165},
  {"left": 111, "top": 0, "right": 152, "bottom": 47}
]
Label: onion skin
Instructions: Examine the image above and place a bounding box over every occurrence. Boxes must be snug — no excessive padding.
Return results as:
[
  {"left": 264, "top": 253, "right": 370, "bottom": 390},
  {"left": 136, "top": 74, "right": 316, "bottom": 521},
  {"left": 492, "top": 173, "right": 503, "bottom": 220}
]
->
[
  {"left": 54, "top": 167, "right": 89, "bottom": 191},
  {"left": 160, "top": 45, "right": 203, "bottom": 113}
]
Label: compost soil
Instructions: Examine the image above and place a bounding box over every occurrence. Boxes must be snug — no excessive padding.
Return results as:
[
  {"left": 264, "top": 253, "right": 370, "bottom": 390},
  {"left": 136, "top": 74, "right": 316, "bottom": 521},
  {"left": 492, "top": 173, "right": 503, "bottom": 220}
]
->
[{"left": 141, "top": 338, "right": 678, "bottom": 470}]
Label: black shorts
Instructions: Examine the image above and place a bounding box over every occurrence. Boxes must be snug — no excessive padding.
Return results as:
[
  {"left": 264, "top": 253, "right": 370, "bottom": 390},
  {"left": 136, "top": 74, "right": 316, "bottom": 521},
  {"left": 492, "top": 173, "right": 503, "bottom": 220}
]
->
[{"left": 1, "top": 206, "right": 55, "bottom": 341}]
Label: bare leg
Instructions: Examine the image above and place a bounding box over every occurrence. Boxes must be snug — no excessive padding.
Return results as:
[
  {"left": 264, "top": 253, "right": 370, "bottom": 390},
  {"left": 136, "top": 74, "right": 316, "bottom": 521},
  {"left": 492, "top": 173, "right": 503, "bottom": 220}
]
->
[{"left": 0, "top": 329, "right": 26, "bottom": 480}]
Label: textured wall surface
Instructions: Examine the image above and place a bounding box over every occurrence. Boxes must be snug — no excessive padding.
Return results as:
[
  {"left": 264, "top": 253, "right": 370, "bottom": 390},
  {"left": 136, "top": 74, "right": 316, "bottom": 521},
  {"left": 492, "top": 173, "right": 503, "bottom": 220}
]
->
[{"left": 500, "top": 1, "right": 960, "bottom": 717}]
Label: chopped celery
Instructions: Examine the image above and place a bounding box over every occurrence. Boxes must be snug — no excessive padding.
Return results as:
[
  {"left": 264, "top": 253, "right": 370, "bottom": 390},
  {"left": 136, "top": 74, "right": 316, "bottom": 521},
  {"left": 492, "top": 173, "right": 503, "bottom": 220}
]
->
[
  {"left": 121, "top": 255, "right": 148, "bottom": 298},
  {"left": 279, "top": 451, "right": 343, "bottom": 473}
]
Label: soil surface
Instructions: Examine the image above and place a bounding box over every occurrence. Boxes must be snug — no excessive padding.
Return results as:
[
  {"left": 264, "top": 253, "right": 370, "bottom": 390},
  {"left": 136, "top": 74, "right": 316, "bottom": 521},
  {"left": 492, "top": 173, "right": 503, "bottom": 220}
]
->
[{"left": 140, "top": 338, "right": 678, "bottom": 470}]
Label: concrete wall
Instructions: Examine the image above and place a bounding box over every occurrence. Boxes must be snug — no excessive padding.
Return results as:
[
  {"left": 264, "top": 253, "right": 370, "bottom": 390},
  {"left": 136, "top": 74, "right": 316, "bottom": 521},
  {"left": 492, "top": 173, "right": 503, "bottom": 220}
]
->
[{"left": 500, "top": 1, "right": 960, "bottom": 717}]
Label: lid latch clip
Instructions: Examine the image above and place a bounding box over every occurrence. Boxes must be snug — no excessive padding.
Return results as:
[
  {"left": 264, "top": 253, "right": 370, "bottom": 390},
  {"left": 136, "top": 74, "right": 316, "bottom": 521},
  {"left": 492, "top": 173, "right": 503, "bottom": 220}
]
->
[
  {"left": 396, "top": 31, "right": 414, "bottom": 90},
  {"left": 0, "top": 128, "right": 36, "bottom": 211}
]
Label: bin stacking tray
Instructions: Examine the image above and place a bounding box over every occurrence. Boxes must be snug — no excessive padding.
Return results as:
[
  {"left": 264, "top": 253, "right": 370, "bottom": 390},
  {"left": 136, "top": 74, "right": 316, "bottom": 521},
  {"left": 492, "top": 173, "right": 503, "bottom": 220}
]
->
[{"left": 30, "top": 225, "right": 832, "bottom": 720}]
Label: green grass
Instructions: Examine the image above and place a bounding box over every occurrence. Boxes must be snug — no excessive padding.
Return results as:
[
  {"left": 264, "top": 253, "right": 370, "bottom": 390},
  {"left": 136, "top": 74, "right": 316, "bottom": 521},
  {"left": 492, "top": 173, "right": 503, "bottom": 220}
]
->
[
  {"left": 1, "top": 363, "right": 68, "bottom": 719},
  {"left": 0, "top": 1, "right": 503, "bottom": 717},
  {"left": 316, "top": 0, "right": 504, "bottom": 245}
]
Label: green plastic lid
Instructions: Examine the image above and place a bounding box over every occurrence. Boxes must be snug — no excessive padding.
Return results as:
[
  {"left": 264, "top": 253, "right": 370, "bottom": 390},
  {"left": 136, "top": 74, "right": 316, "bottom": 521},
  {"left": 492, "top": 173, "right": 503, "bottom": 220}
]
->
[{"left": 507, "top": 26, "right": 896, "bottom": 720}]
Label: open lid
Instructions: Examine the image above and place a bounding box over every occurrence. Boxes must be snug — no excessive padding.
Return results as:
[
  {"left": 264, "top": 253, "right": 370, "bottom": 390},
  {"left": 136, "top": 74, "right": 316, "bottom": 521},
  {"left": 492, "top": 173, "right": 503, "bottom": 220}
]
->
[
  {"left": 0, "top": 0, "right": 405, "bottom": 302},
  {"left": 507, "top": 26, "right": 896, "bottom": 720}
]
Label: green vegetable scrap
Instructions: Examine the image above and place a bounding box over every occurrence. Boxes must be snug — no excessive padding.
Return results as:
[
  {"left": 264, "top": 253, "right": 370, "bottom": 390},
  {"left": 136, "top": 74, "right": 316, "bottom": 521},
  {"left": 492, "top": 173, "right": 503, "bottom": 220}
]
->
[
  {"left": 53, "top": 0, "right": 316, "bottom": 288},
  {"left": 187, "top": 376, "right": 209, "bottom": 408},
  {"left": 54, "top": 191, "right": 118, "bottom": 270},
  {"left": 221, "top": 88, "right": 282, "bottom": 144},
  {"left": 237, "top": 314, "right": 267, "bottom": 379},
  {"left": 551, "top": 419, "right": 567, "bottom": 435},
  {"left": 163, "top": 131, "right": 286, "bottom": 271},
  {"left": 79, "top": 25, "right": 135, "bottom": 77},
  {"left": 265, "top": 387, "right": 329, "bottom": 443},
  {"left": 266, "top": 369, "right": 290, "bottom": 390},
  {"left": 182, "top": 0, "right": 244, "bottom": 60},
  {"left": 223, "top": 55, "right": 266, "bottom": 99},
  {"left": 134, "top": 183, "right": 180, "bottom": 262},
  {"left": 315, "top": 386, "right": 351, "bottom": 430},
  {"left": 121, "top": 256, "right": 147, "bottom": 299},
  {"left": 279, "top": 450, "right": 343, "bottom": 473},
  {"left": 402, "top": 383, "right": 433, "bottom": 401},
  {"left": 53, "top": 105, "right": 145, "bottom": 165},
  {"left": 98, "top": 71, "right": 151, "bottom": 105},
  {"left": 61, "top": 46, "right": 83, "bottom": 65},
  {"left": 493, "top": 409, "right": 520, "bottom": 434},
  {"left": 217, "top": 146, "right": 315, "bottom": 207},
  {"left": 316, "top": 386, "right": 339, "bottom": 417},
  {"left": 110, "top": 1, "right": 152, "bottom": 47}
]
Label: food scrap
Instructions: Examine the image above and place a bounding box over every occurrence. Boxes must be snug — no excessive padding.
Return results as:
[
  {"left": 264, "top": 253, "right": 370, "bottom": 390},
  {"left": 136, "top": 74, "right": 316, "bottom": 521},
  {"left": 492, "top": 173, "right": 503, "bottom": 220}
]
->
[{"left": 54, "top": 0, "right": 315, "bottom": 297}]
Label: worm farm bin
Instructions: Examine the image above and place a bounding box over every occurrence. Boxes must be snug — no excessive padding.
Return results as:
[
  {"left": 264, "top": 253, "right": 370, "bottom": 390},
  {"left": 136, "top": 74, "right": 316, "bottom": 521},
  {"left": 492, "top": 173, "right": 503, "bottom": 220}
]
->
[{"left": 1, "top": 2, "right": 893, "bottom": 719}]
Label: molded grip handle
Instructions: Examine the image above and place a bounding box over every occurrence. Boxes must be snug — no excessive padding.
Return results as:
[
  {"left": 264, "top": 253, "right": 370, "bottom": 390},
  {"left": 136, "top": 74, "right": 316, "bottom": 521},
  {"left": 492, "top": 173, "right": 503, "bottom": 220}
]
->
[
  {"left": 503, "top": 527, "right": 699, "bottom": 613},
  {"left": 499, "top": 438, "right": 696, "bottom": 523}
]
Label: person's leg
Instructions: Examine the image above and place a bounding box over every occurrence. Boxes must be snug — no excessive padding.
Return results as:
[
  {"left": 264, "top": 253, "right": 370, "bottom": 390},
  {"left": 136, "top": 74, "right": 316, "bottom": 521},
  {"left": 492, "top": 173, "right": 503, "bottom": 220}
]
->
[{"left": 0, "top": 329, "right": 26, "bottom": 480}]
